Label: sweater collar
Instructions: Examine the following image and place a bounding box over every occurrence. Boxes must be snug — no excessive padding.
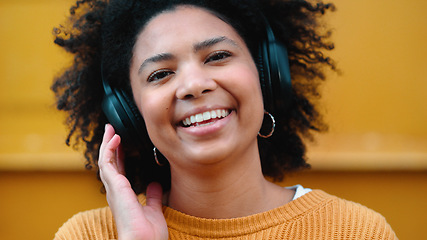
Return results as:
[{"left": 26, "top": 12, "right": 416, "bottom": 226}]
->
[{"left": 160, "top": 190, "right": 331, "bottom": 238}]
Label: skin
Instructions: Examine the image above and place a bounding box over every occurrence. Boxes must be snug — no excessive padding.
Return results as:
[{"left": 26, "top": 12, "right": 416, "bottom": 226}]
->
[{"left": 99, "top": 6, "right": 295, "bottom": 240}]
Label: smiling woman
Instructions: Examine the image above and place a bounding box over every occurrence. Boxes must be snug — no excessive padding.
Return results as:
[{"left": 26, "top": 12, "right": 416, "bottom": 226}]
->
[
  {"left": 130, "top": 8, "right": 264, "bottom": 176},
  {"left": 51, "top": 0, "right": 397, "bottom": 239}
]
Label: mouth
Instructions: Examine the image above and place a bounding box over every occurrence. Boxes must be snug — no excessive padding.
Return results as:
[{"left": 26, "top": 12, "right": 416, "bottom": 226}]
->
[{"left": 180, "top": 109, "right": 231, "bottom": 127}]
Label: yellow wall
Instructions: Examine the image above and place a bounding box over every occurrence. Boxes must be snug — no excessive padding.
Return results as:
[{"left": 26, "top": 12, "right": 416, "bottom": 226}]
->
[
  {"left": 308, "top": 0, "right": 427, "bottom": 170},
  {"left": 0, "top": 0, "right": 82, "bottom": 170},
  {"left": 1, "top": 0, "right": 426, "bottom": 239}
]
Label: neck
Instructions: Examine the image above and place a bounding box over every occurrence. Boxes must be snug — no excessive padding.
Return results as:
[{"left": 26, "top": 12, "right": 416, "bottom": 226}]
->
[{"left": 166, "top": 144, "right": 294, "bottom": 219}]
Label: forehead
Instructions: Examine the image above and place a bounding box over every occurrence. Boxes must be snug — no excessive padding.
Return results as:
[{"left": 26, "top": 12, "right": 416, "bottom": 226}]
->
[{"left": 133, "top": 6, "right": 244, "bottom": 53}]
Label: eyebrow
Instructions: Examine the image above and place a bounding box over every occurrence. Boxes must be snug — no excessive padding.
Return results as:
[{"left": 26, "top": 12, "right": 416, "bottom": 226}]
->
[
  {"left": 138, "top": 36, "right": 238, "bottom": 74},
  {"left": 138, "top": 53, "right": 175, "bottom": 74},
  {"left": 193, "top": 36, "right": 238, "bottom": 52}
]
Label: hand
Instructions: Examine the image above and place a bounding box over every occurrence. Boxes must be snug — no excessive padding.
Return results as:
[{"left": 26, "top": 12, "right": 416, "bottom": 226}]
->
[{"left": 99, "top": 124, "right": 168, "bottom": 240}]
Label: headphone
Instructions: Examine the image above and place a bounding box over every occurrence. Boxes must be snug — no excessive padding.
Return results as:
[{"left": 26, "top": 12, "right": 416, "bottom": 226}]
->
[
  {"left": 258, "top": 20, "right": 292, "bottom": 118},
  {"left": 101, "top": 19, "right": 292, "bottom": 144}
]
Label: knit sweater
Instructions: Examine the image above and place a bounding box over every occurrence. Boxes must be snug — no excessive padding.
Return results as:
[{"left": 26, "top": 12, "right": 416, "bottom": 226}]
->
[{"left": 54, "top": 190, "right": 398, "bottom": 239}]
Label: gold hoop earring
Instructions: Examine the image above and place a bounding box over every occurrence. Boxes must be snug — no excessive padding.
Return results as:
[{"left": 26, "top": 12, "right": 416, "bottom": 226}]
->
[
  {"left": 258, "top": 111, "right": 276, "bottom": 138},
  {"left": 153, "top": 147, "right": 164, "bottom": 166}
]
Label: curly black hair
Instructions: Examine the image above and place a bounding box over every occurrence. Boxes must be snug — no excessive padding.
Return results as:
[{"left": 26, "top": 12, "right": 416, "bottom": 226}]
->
[{"left": 52, "top": 0, "right": 336, "bottom": 194}]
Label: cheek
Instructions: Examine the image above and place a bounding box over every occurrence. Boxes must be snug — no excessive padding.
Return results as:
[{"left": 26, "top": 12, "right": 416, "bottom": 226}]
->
[
  {"left": 227, "top": 63, "right": 263, "bottom": 107},
  {"left": 139, "top": 93, "right": 161, "bottom": 126},
  {"left": 227, "top": 63, "right": 265, "bottom": 128},
  {"left": 137, "top": 90, "right": 173, "bottom": 143}
]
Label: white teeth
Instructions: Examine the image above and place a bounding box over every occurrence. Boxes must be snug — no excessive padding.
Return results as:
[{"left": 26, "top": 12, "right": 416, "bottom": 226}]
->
[
  {"left": 182, "top": 109, "right": 230, "bottom": 126},
  {"left": 203, "top": 111, "right": 210, "bottom": 120},
  {"left": 195, "top": 113, "right": 203, "bottom": 122}
]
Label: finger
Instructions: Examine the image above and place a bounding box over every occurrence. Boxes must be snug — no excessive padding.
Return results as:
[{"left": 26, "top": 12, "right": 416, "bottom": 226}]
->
[
  {"left": 100, "top": 133, "right": 121, "bottom": 166},
  {"left": 99, "top": 124, "right": 116, "bottom": 161},
  {"left": 146, "top": 182, "right": 164, "bottom": 211},
  {"left": 104, "top": 123, "right": 116, "bottom": 140},
  {"left": 106, "top": 134, "right": 121, "bottom": 157},
  {"left": 99, "top": 134, "right": 121, "bottom": 187}
]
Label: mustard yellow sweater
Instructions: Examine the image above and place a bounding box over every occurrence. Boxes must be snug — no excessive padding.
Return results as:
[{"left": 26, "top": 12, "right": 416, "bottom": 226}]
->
[{"left": 54, "top": 190, "right": 397, "bottom": 239}]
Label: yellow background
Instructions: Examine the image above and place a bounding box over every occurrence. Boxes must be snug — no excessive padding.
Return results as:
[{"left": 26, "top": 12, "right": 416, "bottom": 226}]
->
[{"left": 0, "top": 0, "right": 426, "bottom": 239}]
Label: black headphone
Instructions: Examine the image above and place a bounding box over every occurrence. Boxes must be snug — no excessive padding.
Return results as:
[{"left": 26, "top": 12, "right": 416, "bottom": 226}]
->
[
  {"left": 258, "top": 20, "right": 292, "bottom": 118},
  {"left": 101, "top": 19, "right": 292, "bottom": 144}
]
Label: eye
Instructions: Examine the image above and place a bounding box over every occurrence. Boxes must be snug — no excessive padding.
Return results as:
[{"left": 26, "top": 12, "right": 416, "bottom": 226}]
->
[
  {"left": 147, "top": 69, "right": 174, "bottom": 82},
  {"left": 204, "top": 51, "right": 232, "bottom": 64}
]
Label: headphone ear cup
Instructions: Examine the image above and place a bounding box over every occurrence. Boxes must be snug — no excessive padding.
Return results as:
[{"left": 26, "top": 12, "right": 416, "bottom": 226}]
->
[
  {"left": 267, "top": 40, "right": 292, "bottom": 115},
  {"left": 258, "top": 40, "right": 274, "bottom": 114},
  {"left": 258, "top": 22, "right": 292, "bottom": 117},
  {"left": 102, "top": 85, "right": 148, "bottom": 147}
]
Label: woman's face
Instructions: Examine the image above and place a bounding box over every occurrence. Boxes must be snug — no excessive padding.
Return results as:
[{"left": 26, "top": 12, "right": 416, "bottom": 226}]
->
[{"left": 129, "top": 6, "right": 264, "bottom": 169}]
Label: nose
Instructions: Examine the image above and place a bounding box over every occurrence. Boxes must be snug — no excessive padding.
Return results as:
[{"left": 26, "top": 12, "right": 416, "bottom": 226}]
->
[{"left": 175, "top": 66, "right": 217, "bottom": 100}]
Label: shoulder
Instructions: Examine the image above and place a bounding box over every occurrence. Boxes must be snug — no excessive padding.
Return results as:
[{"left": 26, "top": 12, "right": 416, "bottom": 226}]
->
[
  {"left": 297, "top": 190, "right": 398, "bottom": 239},
  {"left": 315, "top": 190, "right": 389, "bottom": 223},
  {"left": 53, "top": 206, "right": 117, "bottom": 240}
]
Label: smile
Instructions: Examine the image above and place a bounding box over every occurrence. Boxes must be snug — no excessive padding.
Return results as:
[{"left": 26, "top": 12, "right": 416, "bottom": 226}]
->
[{"left": 182, "top": 109, "right": 231, "bottom": 127}]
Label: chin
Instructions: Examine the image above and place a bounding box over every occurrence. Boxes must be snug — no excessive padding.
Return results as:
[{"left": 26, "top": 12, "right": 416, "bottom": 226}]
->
[{"left": 181, "top": 144, "right": 235, "bottom": 166}]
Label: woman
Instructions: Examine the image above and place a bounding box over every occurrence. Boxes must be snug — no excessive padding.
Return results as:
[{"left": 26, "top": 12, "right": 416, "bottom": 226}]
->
[{"left": 52, "top": 0, "right": 397, "bottom": 239}]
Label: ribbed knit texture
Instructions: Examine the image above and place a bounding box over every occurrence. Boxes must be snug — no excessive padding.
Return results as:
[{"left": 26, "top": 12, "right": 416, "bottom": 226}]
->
[{"left": 54, "top": 190, "right": 398, "bottom": 239}]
